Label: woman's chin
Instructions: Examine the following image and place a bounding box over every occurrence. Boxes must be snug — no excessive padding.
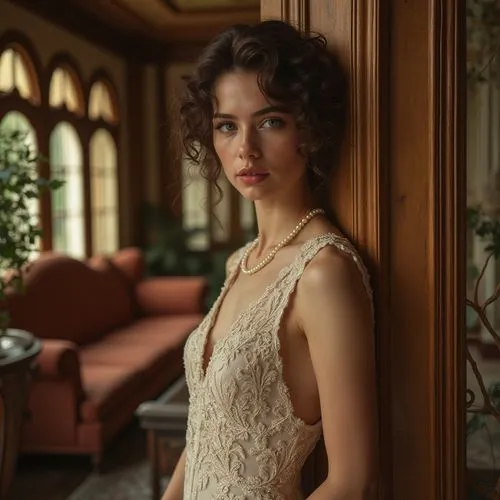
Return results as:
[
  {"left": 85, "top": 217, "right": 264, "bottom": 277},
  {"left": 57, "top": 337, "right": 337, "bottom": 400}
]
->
[{"left": 237, "top": 189, "right": 267, "bottom": 202}]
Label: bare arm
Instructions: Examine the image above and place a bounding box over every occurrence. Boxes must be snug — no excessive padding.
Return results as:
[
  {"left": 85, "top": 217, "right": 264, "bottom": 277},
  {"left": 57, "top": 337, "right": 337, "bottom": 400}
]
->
[
  {"left": 296, "top": 248, "right": 378, "bottom": 500},
  {"left": 160, "top": 446, "right": 187, "bottom": 500}
]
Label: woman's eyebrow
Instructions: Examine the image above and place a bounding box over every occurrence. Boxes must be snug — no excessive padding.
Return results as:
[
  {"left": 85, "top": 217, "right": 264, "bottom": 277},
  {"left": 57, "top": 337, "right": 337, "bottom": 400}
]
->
[{"left": 213, "top": 105, "right": 290, "bottom": 120}]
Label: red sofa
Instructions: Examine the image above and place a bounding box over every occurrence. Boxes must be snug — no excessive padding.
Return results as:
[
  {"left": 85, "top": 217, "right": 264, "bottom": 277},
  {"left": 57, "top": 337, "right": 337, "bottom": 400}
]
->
[{"left": 5, "top": 247, "right": 207, "bottom": 468}]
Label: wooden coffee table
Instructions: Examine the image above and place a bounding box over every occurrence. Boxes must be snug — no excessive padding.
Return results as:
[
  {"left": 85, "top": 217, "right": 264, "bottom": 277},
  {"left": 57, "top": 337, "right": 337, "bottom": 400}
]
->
[{"left": 136, "top": 375, "right": 188, "bottom": 500}]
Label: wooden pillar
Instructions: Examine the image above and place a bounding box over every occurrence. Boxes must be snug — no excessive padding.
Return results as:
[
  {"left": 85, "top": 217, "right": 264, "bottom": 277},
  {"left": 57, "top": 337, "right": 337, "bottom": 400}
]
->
[
  {"left": 261, "top": 1, "right": 466, "bottom": 499},
  {"left": 388, "top": 1, "right": 466, "bottom": 499}
]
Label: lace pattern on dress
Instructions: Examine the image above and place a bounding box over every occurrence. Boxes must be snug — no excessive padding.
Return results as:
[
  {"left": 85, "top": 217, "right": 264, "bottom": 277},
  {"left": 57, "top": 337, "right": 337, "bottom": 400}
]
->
[{"left": 183, "top": 233, "right": 372, "bottom": 499}]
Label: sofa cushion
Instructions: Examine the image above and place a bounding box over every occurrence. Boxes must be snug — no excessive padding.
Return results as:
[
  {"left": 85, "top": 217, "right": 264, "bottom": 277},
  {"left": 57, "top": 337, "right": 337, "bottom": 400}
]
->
[
  {"left": 79, "top": 315, "right": 201, "bottom": 378},
  {"left": 7, "top": 253, "right": 134, "bottom": 345},
  {"left": 80, "top": 365, "right": 143, "bottom": 421},
  {"left": 110, "top": 247, "right": 144, "bottom": 284}
]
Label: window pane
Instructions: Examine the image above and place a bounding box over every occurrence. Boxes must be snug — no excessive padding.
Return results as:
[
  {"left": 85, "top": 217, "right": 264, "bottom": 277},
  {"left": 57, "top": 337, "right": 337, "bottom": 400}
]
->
[
  {"left": 0, "top": 49, "right": 14, "bottom": 92},
  {"left": 14, "top": 51, "right": 31, "bottom": 100},
  {"left": 89, "top": 81, "right": 117, "bottom": 123},
  {"left": 49, "top": 68, "right": 65, "bottom": 108},
  {"left": 90, "top": 129, "right": 119, "bottom": 255},
  {"left": 182, "top": 157, "right": 209, "bottom": 251},
  {"left": 49, "top": 68, "right": 82, "bottom": 115},
  {"left": 50, "top": 122, "right": 85, "bottom": 258},
  {"left": 0, "top": 48, "right": 35, "bottom": 102}
]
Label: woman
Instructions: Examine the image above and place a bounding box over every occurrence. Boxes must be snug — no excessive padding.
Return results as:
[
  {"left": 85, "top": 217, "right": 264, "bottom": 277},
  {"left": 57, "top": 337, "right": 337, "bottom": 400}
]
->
[{"left": 162, "top": 20, "right": 377, "bottom": 500}]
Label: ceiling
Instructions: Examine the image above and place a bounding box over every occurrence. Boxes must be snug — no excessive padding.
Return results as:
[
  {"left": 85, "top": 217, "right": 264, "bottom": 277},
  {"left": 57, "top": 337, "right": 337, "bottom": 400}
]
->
[{"left": 9, "top": 0, "right": 260, "bottom": 60}]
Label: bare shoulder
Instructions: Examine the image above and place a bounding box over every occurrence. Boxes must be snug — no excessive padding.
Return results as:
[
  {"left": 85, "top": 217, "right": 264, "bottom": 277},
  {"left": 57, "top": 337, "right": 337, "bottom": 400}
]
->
[
  {"left": 296, "top": 244, "right": 372, "bottom": 330},
  {"left": 300, "top": 243, "right": 367, "bottom": 294}
]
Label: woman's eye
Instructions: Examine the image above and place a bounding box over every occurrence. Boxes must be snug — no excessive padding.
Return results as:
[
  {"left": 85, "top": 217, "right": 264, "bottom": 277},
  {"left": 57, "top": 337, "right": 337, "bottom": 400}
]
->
[
  {"left": 215, "top": 122, "right": 236, "bottom": 133},
  {"left": 261, "top": 117, "right": 284, "bottom": 129}
]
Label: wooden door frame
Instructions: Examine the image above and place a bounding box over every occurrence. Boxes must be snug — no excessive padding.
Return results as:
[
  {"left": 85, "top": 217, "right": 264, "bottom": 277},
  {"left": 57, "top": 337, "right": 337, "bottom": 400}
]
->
[{"left": 261, "top": 1, "right": 466, "bottom": 499}]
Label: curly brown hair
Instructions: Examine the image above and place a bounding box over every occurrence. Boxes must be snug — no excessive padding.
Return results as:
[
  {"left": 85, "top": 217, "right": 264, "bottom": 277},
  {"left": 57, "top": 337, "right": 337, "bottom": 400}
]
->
[{"left": 178, "top": 20, "right": 347, "bottom": 204}]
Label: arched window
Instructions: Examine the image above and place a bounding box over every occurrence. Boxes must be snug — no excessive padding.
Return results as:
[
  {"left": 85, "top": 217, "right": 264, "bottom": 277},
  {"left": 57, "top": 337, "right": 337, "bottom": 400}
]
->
[
  {"left": 0, "top": 45, "right": 40, "bottom": 104},
  {"left": 89, "top": 80, "right": 118, "bottom": 124},
  {"left": 90, "top": 129, "right": 118, "bottom": 254},
  {"left": 0, "top": 111, "right": 40, "bottom": 257},
  {"left": 50, "top": 122, "right": 85, "bottom": 258},
  {"left": 49, "top": 67, "right": 84, "bottom": 115}
]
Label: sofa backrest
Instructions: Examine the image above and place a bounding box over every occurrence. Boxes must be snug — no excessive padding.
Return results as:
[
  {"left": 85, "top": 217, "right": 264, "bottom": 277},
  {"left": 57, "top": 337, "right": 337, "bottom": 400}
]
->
[{"left": 6, "top": 249, "right": 142, "bottom": 345}]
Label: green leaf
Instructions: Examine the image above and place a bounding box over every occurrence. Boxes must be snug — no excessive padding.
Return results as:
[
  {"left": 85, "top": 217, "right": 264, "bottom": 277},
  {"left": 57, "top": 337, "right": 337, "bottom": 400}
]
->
[
  {"left": 48, "top": 179, "right": 65, "bottom": 190},
  {"left": 0, "top": 128, "right": 63, "bottom": 330}
]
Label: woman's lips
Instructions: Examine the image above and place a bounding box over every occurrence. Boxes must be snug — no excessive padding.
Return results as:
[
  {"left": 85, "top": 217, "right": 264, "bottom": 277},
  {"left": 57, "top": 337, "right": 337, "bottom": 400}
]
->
[{"left": 237, "top": 172, "right": 269, "bottom": 185}]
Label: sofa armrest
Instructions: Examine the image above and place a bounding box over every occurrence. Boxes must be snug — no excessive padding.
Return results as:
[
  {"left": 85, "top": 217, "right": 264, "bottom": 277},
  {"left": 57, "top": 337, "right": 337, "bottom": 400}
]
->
[
  {"left": 135, "top": 276, "right": 208, "bottom": 316},
  {"left": 36, "top": 340, "right": 84, "bottom": 397}
]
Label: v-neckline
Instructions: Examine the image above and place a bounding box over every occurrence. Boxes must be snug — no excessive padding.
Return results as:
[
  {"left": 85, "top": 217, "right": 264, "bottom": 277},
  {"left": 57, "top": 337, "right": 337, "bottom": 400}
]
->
[{"left": 198, "top": 232, "right": 344, "bottom": 383}]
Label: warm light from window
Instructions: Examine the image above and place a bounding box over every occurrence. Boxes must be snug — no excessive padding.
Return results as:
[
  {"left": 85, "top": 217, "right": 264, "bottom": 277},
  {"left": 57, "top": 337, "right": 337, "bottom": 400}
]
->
[
  {"left": 90, "top": 129, "right": 119, "bottom": 254},
  {"left": 0, "top": 47, "right": 38, "bottom": 103},
  {"left": 49, "top": 67, "right": 83, "bottom": 115},
  {"left": 50, "top": 122, "right": 85, "bottom": 257},
  {"left": 89, "top": 81, "right": 118, "bottom": 124}
]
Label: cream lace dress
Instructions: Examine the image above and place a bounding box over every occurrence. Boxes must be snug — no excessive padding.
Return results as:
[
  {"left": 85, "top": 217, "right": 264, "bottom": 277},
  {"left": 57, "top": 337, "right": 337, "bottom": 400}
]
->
[{"left": 183, "top": 233, "right": 371, "bottom": 500}]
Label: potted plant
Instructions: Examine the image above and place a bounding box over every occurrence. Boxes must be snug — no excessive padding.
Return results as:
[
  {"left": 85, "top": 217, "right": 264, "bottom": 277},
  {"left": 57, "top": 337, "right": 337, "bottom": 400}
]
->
[{"left": 0, "top": 127, "right": 62, "bottom": 498}]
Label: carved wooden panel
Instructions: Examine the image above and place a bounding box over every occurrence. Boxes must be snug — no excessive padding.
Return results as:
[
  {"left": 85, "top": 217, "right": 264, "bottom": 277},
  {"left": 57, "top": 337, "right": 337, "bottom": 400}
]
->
[{"left": 262, "top": 1, "right": 466, "bottom": 499}]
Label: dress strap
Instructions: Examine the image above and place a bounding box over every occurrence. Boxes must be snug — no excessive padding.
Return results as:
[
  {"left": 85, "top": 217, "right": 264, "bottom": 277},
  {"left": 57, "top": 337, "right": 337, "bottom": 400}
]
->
[
  {"left": 270, "top": 233, "right": 374, "bottom": 333},
  {"left": 299, "top": 233, "right": 372, "bottom": 301}
]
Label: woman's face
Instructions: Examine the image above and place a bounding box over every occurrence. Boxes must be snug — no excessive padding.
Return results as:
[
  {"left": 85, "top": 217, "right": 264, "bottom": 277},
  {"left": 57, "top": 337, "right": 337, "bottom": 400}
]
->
[{"left": 212, "top": 70, "right": 308, "bottom": 202}]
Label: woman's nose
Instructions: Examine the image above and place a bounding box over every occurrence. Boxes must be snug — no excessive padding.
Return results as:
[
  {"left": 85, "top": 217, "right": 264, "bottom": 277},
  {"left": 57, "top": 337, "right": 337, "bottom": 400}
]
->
[{"left": 238, "top": 129, "right": 261, "bottom": 160}]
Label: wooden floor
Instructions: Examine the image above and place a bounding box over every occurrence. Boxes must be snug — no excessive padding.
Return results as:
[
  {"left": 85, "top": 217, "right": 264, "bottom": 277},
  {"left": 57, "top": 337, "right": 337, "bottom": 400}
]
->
[{"left": 6, "top": 421, "right": 148, "bottom": 500}]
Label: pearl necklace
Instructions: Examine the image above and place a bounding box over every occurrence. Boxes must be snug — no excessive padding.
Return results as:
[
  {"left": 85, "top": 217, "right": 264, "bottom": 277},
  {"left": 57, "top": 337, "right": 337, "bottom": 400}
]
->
[{"left": 240, "top": 208, "right": 325, "bottom": 275}]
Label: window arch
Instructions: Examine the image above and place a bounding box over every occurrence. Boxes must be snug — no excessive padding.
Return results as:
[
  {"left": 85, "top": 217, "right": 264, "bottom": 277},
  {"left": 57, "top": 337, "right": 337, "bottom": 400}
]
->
[
  {"left": 49, "top": 66, "right": 84, "bottom": 116},
  {"left": 50, "top": 122, "right": 85, "bottom": 258},
  {"left": 0, "top": 45, "right": 40, "bottom": 104},
  {"left": 89, "top": 80, "right": 119, "bottom": 124},
  {"left": 90, "top": 129, "right": 119, "bottom": 254},
  {"left": 0, "top": 38, "right": 123, "bottom": 258}
]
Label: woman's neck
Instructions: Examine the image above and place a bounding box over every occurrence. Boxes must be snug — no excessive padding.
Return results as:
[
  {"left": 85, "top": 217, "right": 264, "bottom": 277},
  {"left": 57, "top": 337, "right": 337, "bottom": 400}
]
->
[{"left": 252, "top": 193, "right": 317, "bottom": 257}]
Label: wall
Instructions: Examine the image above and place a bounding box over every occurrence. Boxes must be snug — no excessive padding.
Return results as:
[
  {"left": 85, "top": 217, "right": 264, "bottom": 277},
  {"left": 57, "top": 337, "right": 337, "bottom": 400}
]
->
[{"left": 143, "top": 64, "right": 161, "bottom": 206}]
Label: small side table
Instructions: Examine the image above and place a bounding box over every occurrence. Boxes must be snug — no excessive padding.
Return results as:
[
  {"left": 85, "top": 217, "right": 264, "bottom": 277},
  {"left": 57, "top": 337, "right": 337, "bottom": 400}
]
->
[{"left": 136, "top": 375, "right": 189, "bottom": 500}]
